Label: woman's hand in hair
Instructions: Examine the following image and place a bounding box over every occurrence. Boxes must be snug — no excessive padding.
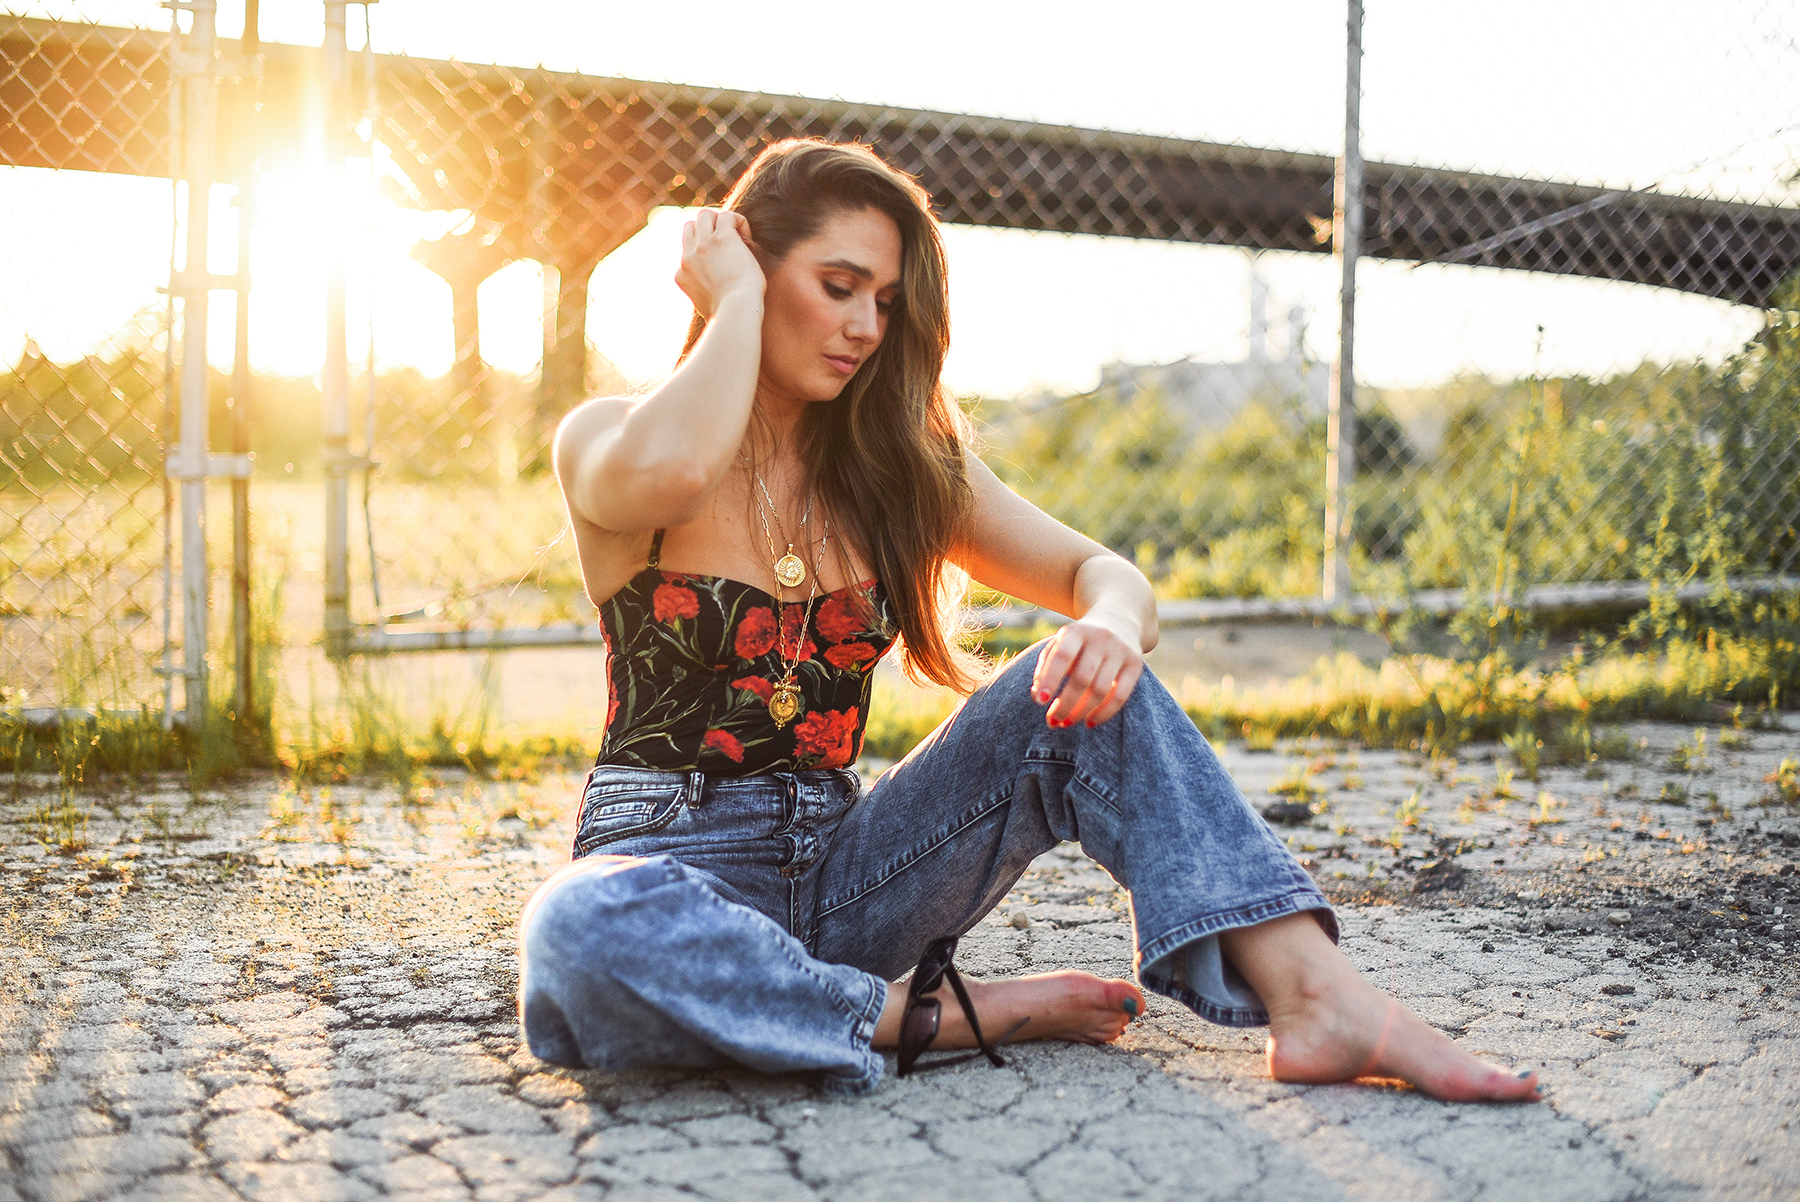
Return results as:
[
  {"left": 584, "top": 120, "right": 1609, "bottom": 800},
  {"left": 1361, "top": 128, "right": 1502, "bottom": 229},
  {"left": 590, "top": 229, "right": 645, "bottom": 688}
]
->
[{"left": 675, "top": 208, "right": 765, "bottom": 320}]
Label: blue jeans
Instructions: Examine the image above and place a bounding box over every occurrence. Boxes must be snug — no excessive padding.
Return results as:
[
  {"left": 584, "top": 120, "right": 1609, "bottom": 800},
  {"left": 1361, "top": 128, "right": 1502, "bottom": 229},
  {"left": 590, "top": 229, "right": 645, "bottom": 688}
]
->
[{"left": 518, "top": 642, "right": 1335, "bottom": 1096}]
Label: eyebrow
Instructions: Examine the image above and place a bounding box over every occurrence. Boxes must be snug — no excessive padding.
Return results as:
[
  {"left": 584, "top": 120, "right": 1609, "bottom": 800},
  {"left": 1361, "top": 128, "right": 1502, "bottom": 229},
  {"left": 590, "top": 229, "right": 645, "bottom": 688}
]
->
[{"left": 818, "top": 257, "right": 875, "bottom": 280}]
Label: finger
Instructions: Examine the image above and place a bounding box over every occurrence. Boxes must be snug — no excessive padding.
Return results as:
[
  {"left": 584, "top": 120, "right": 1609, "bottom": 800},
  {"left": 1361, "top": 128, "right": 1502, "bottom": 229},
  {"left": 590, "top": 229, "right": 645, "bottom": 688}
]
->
[
  {"left": 1030, "top": 631, "right": 1078, "bottom": 707},
  {"left": 1084, "top": 658, "right": 1144, "bottom": 727},
  {"left": 681, "top": 220, "right": 696, "bottom": 251},
  {"left": 1047, "top": 644, "right": 1118, "bottom": 727}
]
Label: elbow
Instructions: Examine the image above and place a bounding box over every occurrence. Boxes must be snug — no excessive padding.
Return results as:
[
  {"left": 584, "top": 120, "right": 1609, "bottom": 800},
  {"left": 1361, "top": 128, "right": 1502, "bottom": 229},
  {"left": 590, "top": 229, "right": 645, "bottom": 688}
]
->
[{"left": 575, "top": 456, "right": 713, "bottom": 530}]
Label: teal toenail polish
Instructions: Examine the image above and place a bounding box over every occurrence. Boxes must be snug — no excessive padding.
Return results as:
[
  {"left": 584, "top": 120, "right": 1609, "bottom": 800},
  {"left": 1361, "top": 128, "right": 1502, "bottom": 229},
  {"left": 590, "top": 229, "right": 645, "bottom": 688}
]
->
[
  {"left": 1515, "top": 1069, "right": 1533, "bottom": 1079},
  {"left": 1123, "top": 998, "right": 1139, "bottom": 1017}
]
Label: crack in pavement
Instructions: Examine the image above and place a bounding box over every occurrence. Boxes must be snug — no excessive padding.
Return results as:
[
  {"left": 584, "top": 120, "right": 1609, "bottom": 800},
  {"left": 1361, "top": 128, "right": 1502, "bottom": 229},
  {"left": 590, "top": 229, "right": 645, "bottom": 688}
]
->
[{"left": 1, "top": 720, "right": 1797, "bottom": 1200}]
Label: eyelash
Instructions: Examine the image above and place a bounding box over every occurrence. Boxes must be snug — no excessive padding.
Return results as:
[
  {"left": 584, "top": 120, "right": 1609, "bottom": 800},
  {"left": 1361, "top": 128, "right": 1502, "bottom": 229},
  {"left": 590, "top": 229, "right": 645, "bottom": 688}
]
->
[{"left": 824, "top": 282, "right": 894, "bottom": 313}]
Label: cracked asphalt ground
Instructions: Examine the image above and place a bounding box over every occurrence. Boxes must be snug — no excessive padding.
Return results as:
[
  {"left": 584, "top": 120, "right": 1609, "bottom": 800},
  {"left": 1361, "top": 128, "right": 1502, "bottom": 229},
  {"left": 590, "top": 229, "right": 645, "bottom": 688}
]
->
[{"left": 3, "top": 719, "right": 1798, "bottom": 1201}]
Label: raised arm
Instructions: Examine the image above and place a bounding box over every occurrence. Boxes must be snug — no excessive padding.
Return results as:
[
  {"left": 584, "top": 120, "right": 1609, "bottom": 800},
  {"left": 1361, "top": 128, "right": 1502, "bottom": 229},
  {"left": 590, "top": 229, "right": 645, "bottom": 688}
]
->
[
  {"left": 555, "top": 209, "right": 766, "bottom": 533},
  {"left": 955, "top": 456, "right": 1159, "bottom": 728}
]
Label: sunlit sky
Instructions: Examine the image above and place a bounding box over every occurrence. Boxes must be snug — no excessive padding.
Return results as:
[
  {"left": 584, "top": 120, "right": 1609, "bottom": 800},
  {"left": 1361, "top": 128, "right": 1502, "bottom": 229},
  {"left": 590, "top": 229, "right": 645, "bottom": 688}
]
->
[{"left": 3, "top": 1, "right": 1796, "bottom": 393}]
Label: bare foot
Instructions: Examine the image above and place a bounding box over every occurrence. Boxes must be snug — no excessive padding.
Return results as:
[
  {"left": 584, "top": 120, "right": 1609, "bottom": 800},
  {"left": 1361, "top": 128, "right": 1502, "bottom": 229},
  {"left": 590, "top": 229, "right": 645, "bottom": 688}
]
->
[
  {"left": 874, "top": 971, "right": 1144, "bottom": 1051},
  {"left": 1224, "top": 914, "right": 1542, "bottom": 1103}
]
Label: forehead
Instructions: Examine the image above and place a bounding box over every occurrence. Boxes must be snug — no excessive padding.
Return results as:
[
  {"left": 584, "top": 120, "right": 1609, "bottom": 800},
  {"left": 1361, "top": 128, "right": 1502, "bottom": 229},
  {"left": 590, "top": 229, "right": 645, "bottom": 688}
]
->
[{"left": 795, "top": 206, "right": 902, "bottom": 286}]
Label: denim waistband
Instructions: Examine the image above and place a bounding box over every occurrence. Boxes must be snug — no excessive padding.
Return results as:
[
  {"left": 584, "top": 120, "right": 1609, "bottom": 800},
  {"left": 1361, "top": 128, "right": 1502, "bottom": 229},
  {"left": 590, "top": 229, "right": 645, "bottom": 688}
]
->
[{"left": 585, "top": 764, "right": 861, "bottom": 803}]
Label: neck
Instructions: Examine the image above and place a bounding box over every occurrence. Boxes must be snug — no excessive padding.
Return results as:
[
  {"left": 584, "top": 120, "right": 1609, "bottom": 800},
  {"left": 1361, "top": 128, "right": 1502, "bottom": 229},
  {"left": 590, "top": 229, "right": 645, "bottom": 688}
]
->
[{"left": 748, "top": 377, "right": 810, "bottom": 460}]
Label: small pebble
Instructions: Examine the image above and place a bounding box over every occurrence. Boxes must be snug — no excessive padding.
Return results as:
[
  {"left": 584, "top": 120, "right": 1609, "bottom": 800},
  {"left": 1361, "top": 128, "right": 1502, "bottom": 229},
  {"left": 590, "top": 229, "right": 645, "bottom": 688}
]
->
[
  {"left": 1010, "top": 913, "right": 1030, "bottom": 929},
  {"left": 1607, "top": 910, "right": 1632, "bottom": 926},
  {"left": 1054, "top": 1088, "right": 1066, "bottom": 1099}
]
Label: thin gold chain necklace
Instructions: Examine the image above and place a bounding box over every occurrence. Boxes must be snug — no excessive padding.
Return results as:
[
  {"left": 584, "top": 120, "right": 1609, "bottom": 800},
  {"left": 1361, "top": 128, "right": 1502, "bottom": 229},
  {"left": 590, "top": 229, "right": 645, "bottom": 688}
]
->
[
  {"left": 745, "top": 457, "right": 813, "bottom": 589},
  {"left": 764, "top": 516, "right": 825, "bottom": 729}
]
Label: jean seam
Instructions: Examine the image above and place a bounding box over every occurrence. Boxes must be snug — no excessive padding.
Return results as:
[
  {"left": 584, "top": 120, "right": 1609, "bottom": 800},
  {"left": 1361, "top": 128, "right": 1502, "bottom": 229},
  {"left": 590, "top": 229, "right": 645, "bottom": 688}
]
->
[
  {"left": 1069, "top": 766, "right": 1121, "bottom": 815},
  {"left": 818, "top": 969, "right": 887, "bottom": 1095},
  {"left": 692, "top": 884, "right": 864, "bottom": 1019},
  {"left": 813, "top": 786, "right": 1014, "bottom": 921}
]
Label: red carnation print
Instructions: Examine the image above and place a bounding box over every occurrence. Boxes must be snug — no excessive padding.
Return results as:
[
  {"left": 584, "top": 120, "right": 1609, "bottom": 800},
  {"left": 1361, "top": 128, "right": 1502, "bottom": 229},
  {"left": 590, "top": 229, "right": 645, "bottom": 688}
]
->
[
  {"left": 730, "top": 675, "right": 773, "bottom": 702},
  {"left": 816, "top": 595, "right": 866, "bottom": 643},
  {"left": 734, "top": 606, "right": 777, "bottom": 659},
  {"left": 793, "top": 707, "right": 858, "bottom": 768},
  {"left": 702, "top": 728, "right": 745, "bottom": 763},
  {"left": 823, "top": 641, "right": 877, "bottom": 671},
  {"left": 778, "top": 605, "right": 817, "bottom": 662},
  {"left": 652, "top": 582, "right": 699, "bottom": 623}
]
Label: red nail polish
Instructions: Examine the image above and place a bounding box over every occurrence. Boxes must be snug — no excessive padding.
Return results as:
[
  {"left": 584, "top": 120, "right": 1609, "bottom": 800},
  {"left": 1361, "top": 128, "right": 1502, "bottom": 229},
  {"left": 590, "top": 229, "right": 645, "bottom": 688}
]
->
[{"left": 1085, "top": 719, "right": 1097, "bottom": 729}]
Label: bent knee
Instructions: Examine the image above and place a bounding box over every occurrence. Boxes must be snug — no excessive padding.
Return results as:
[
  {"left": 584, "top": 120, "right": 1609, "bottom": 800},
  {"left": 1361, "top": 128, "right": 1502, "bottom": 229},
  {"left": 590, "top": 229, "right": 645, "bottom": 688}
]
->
[{"left": 520, "top": 854, "right": 686, "bottom": 958}]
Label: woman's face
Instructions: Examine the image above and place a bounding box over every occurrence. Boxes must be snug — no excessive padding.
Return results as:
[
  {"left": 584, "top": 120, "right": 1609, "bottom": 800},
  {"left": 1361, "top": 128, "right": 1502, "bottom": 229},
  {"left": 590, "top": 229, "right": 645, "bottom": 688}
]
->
[{"left": 757, "top": 205, "right": 903, "bottom": 406}]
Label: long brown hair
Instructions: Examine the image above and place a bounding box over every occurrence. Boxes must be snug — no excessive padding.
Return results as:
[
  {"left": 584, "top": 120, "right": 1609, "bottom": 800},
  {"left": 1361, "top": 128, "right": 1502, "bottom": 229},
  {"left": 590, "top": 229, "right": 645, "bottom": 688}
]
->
[{"left": 679, "top": 138, "right": 981, "bottom": 692}]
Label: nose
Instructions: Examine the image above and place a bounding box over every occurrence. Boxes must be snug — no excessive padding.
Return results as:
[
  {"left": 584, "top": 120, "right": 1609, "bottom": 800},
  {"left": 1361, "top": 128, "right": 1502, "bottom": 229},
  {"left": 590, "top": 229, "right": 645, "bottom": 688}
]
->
[{"left": 846, "top": 294, "right": 882, "bottom": 343}]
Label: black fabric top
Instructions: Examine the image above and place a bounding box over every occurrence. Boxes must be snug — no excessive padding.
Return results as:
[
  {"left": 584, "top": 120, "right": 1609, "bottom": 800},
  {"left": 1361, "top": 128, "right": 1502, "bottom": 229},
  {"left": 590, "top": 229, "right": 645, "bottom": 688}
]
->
[{"left": 595, "top": 530, "right": 897, "bottom": 774}]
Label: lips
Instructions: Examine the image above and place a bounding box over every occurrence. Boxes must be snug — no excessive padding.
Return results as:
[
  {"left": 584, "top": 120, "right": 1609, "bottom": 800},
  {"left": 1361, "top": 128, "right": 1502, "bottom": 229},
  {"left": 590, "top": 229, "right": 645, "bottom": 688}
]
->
[{"left": 825, "top": 355, "right": 861, "bottom": 375}]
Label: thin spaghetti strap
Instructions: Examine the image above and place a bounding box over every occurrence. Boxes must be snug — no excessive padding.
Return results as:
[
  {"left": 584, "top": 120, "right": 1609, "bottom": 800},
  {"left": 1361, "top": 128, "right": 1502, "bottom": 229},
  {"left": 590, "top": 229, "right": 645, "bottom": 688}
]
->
[{"left": 647, "top": 529, "right": 665, "bottom": 569}]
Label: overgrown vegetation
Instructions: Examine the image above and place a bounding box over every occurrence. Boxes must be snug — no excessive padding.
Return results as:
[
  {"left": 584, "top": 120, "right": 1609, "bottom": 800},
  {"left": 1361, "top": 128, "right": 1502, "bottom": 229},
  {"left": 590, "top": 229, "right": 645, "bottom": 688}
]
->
[{"left": 978, "top": 281, "right": 1800, "bottom": 601}]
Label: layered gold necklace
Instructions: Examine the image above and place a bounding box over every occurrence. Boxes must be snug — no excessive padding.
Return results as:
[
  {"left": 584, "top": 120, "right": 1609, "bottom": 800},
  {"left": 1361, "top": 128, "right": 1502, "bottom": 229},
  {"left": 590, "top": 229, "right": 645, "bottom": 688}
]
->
[
  {"left": 746, "top": 459, "right": 824, "bottom": 729},
  {"left": 747, "top": 458, "right": 813, "bottom": 589}
]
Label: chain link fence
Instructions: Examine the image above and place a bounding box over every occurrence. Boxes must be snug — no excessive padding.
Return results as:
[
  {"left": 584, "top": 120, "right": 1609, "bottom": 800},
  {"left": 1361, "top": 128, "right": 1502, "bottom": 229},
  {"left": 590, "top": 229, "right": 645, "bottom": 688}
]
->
[
  {"left": 1, "top": 14, "right": 173, "bottom": 714},
  {"left": 4, "top": 2, "right": 1799, "bottom": 715}
]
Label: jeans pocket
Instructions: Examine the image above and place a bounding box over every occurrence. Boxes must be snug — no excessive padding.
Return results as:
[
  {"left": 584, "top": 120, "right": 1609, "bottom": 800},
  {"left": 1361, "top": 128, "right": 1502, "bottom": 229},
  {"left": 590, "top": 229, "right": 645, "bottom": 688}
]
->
[{"left": 573, "top": 777, "right": 688, "bottom": 858}]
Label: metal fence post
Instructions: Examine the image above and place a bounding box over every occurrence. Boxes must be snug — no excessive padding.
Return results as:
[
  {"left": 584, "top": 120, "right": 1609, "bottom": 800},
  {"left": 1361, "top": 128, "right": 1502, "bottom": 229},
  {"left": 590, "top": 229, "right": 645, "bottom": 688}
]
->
[
  {"left": 174, "top": 0, "right": 219, "bottom": 722},
  {"left": 230, "top": 0, "right": 260, "bottom": 723},
  {"left": 1323, "top": 0, "right": 1363, "bottom": 603},
  {"left": 322, "top": 0, "right": 351, "bottom": 658}
]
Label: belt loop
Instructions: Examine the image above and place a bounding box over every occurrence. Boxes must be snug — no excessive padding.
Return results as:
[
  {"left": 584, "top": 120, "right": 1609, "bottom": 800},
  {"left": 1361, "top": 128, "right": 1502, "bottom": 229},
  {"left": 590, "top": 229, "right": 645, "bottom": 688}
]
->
[{"left": 687, "top": 770, "right": 705, "bottom": 808}]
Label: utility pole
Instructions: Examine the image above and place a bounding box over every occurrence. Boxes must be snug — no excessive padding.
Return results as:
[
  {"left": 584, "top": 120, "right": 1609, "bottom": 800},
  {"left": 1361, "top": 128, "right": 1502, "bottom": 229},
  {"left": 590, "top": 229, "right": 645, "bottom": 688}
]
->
[{"left": 1323, "top": 0, "right": 1363, "bottom": 603}]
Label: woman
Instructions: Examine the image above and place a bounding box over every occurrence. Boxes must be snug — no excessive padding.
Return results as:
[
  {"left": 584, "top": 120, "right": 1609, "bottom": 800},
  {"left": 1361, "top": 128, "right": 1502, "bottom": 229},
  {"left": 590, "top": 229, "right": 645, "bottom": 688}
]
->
[{"left": 519, "top": 138, "right": 1541, "bottom": 1102}]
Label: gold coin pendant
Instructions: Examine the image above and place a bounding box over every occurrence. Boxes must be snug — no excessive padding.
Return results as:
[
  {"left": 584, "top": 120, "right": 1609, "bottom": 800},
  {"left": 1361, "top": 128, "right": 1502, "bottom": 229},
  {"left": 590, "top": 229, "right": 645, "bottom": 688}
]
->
[
  {"left": 769, "top": 680, "right": 802, "bottom": 729},
  {"left": 774, "top": 553, "right": 807, "bottom": 589}
]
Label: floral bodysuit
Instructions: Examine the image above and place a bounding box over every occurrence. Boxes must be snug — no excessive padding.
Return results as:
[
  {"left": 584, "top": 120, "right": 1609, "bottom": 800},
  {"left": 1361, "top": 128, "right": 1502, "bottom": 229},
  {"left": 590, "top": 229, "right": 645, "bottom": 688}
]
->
[{"left": 594, "top": 530, "right": 898, "bottom": 774}]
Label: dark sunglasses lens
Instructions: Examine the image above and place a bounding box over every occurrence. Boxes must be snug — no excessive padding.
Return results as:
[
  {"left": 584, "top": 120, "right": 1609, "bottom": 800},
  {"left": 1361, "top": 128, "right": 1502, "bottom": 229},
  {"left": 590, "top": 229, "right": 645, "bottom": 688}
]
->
[{"left": 900, "top": 998, "right": 940, "bottom": 1071}]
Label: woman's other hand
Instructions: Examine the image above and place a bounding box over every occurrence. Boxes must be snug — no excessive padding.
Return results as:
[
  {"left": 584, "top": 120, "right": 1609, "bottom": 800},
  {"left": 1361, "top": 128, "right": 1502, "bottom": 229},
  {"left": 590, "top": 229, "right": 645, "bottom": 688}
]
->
[
  {"left": 675, "top": 208, "right": 765, "bottom": 319},
  {"left": 1031, "top": 613, "right": 1146, "bottom": 729}
]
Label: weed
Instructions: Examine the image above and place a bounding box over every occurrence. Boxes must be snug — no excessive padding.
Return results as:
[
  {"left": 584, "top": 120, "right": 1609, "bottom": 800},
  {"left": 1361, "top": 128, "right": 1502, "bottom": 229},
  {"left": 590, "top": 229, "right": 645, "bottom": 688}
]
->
[
  {"left": 28, "top": 796, "right": 88, "bottom": 852},
  {"left": 1667, "top": 728, "right": 1710, "bottom": 774},
  {"left": 1269, "top": 769, "right": 1324, "bottom": 803},
  {"left": 1243, "top": 723, "right": 1278, "bottom": 752},
  {"left": 1396, "top": 789, "right": 1428, "bottom": 828},
  {"left": 1530, "top": 790, "right": 1566, "bottom": 826},
  {"left": 1489, "top": 767, "right": 1520, "bottom": 801},
  {"left": 1765, "top": 758, "right": 1799, "bottom": 806},
  {"left": 1656, "top": 782, "right": 1690, "bottom": 806},
  {"left": 1502, "top": 722, "right": 1544, "bottom": 781}
]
